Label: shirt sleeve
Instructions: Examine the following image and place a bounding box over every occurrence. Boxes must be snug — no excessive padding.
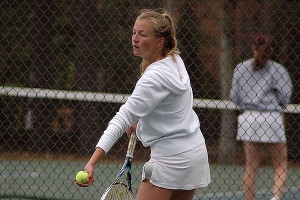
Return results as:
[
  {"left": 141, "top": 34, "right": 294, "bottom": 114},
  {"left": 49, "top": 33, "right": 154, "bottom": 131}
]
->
[
  {"left": 96, "top": 74, "right": 171, "bottom": 153},
  {"left": 273, "top": 66, "right": 293, "bottom": 108},
  {"left": 230, "top": 65, "right": 241, "bottom": 106}
]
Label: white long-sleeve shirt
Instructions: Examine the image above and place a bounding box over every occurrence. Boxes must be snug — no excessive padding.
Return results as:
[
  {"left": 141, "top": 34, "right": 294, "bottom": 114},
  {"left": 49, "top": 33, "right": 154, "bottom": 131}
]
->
[
  {"left": 230, "top": 58, "right": 293, "bottom": 111},
  {"left": 96, "top": 54, "right": 205, "bottom": 157}
]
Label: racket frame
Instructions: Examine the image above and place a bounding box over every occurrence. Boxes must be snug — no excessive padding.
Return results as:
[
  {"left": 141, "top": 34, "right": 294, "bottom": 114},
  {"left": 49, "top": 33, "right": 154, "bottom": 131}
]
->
[{"left": 102, "top": 133, "right": 137, "bottom": 197}]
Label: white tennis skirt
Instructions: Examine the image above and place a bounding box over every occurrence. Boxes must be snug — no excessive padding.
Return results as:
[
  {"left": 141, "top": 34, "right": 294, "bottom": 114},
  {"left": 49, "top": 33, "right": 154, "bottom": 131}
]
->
[
  {"left": 141, "top": 143, "right": 211, "bottom": 190},
  {"left": 237, "top": 110, "right": 286, "bottom": 143}
]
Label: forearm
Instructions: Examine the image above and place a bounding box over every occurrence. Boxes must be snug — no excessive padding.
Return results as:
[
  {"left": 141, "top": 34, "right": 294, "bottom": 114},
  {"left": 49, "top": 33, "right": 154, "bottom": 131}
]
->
[
  {"left": 79, "top": 147, "right": 105, "bottom": 187},
  {"left": 87, "top": 147, "right": 105, "bottom": 167}
]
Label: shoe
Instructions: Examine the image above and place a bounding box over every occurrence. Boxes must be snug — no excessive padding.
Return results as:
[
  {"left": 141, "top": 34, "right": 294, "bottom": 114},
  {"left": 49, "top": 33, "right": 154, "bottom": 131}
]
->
[{"left": 270, "top": 197, "right": 279, "bottom": 200}]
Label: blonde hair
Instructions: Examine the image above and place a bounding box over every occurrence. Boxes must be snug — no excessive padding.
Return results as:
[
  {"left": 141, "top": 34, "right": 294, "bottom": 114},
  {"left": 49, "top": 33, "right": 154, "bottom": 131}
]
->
[{"left": 137, "top": 9, "right": 180, "bottom": 74}]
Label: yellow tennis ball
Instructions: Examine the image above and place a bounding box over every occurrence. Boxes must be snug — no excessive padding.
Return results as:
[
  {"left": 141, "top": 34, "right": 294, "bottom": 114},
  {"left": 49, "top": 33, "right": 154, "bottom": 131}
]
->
[{"left": 75, "top": 171, "right": 89, "bottom": 184}]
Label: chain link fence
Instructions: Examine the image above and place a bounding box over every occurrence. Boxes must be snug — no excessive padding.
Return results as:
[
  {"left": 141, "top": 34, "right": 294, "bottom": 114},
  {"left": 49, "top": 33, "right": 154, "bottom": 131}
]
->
[{"left": 1, "top": 0, "right": 299, "bottom": 199}]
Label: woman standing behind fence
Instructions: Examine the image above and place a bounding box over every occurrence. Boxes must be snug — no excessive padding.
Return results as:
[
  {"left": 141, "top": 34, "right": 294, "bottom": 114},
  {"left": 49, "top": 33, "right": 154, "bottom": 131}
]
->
[
  {"left": 230, "top": 34, "right": 293, "bottom": 200},
  {"left": 76, "top": 9, "right": 211, "bottom": 200}
]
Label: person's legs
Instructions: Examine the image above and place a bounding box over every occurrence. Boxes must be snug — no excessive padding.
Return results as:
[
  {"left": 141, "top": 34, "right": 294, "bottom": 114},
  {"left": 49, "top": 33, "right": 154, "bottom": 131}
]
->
[
  {"left": 136, "top": 179, "right": 196, "bottom": 200},
  {"left": 269, "top": 142, "right": 288, "bottom": 200},
  {"left": 243, "top": 142, "right": 262, "bottom": 200},
  {"left": 170, "top": 189, "right": 196, "bottom": 200},
  {"left": 135, "top": 180, "right": 173, "bottom": 200}
]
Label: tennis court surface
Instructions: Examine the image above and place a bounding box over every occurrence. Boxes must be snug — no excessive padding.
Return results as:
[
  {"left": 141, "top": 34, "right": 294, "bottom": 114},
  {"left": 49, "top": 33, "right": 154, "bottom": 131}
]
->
[{"left": 1, "top": 158, "right": 300, "bottom": 200}]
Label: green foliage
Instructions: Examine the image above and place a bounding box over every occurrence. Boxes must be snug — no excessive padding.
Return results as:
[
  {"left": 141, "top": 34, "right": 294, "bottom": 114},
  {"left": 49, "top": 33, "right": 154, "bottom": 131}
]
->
[
  {"left": 0, "top": 0, "right": 32, "bottom": 86},
  {"left": 0, "top": 0, "right": 162, "bottom": 91},
  {"left": 51, "top": 0, "right": 78, "bottom": 89},
  {"left": 95, "top": 0, "right": 162, "bottom": 93}
]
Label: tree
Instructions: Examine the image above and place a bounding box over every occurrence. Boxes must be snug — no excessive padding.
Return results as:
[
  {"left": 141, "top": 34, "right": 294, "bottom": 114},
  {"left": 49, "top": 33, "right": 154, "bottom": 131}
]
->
[
  {"left": 74, "top": 0, "right": 102, "bottom": 155},
  {"left": 218, "top": 0, "right": 237, "bottom": 164},
  {"left": 27, "top": 0, "right": 55, "bottom": 152}
]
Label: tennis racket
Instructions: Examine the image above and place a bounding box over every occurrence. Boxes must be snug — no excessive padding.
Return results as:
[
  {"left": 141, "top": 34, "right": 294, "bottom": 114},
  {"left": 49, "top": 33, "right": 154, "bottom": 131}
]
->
[{"left": 100, "top": 133, "right": 137, "bottom": 200}]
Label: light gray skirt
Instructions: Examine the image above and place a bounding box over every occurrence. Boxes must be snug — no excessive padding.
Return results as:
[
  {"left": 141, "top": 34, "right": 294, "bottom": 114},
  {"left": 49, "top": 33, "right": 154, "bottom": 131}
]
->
[
  {"left": 237, "top": 110, "right": 286, "bottom": 143},
  {"left": 141, "top": 143, "right": 211, "bottom": 190}
]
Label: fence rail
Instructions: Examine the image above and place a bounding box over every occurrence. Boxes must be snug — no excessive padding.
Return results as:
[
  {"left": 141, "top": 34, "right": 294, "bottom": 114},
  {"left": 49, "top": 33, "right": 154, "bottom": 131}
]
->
[
  {"left": 1, "top": 86, "right": 300, "bottom": 113},
  {"left": 1, "top": 0, "right": 299, "bottom": 199}
]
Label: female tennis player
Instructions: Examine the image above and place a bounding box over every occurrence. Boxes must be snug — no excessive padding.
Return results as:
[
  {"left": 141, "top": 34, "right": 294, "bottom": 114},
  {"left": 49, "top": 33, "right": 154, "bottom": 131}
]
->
[
  {"left": 230, "top": 34, "right": 293, "bottom": 200},
  {"left": 76, "top": 9, "right": 211, "bottom": 200}
]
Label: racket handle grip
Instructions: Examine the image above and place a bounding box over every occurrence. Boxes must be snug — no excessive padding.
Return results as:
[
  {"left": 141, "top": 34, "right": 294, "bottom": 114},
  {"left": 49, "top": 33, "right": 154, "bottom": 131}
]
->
[{"left": 126, "top": 132, "right": 137, "bottom": 158}]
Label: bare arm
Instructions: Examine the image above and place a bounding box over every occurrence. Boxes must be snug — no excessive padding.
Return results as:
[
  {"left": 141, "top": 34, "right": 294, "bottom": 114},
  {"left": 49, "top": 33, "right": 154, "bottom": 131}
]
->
[{"left": 76, "top": 147, "right": 105, "bottom": 187}]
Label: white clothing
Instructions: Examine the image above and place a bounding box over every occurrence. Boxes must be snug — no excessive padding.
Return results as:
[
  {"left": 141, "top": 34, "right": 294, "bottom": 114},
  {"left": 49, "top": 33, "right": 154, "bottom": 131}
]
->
[
  {"left": 230, "top": 59, "right": 293, "bottom": 111},
  {"left": 237, "top": 110, "right": 286, "bottom": 143},
  {"left": 96, "top": 54, "right": 206, "bottom": 157},
  {"left": 270, "top": 196, "right": 280, "bottom": 200},
  {"left": 141, "top": 144, "right": 211, "bottom": 190},
  {"left": 230, "top": 58, "right": 292, "bottom": 144}
]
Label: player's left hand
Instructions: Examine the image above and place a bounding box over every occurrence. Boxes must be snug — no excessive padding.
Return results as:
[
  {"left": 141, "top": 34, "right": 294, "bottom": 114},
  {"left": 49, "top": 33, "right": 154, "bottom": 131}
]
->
[{"left": 126, "top": 122, "right": 137, "bottom": 138}]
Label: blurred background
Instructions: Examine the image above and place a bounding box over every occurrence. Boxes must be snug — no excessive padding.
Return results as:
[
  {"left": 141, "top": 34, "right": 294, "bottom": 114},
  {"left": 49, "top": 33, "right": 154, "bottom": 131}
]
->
[{"left": 0, "top": 0, "right": 299, "bottom": 199}]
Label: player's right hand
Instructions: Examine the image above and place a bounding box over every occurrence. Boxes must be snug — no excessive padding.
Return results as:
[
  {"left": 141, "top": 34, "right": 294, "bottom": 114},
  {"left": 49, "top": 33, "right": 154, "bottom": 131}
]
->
[{"left": 75, "top": 164, "right": 94, "bottom": 187}]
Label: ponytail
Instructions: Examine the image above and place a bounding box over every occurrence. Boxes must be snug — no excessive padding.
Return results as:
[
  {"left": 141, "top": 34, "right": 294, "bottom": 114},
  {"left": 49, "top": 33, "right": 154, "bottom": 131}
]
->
[{"left": 137, "top": 9, "right": 180, "bottom": 74}]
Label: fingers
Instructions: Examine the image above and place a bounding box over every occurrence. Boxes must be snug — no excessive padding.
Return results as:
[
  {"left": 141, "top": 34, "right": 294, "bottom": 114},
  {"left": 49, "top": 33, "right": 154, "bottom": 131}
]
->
[
  {"left": 75, "top": 165, "right": 94, "bottom": 187},
  {"left": 75, "top": 175, "right": 94, "bottom": 187},
  {"left": 75, "top": 179, "right": 93, "bottom": 187},
  {"left": 131, "top": 123, "right": 137, "bottom": 132},
  {"left": 126, "top": 123, "right": 137, "bottom": 137},
  {"left": 126, "top": 128, "right": 134, "bottom": 138}
]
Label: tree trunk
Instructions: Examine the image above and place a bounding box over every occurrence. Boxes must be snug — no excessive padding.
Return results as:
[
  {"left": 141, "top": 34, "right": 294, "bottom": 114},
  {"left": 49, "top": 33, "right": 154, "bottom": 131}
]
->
[
  {"left": 218, "top": 0, "right": 237, "bottom": 164},
  {"left": 74, "top": 0, "right": 102, "bottom": 155},
  {"left": 27, "top": 0, "right": 55, "bottom": 152}
]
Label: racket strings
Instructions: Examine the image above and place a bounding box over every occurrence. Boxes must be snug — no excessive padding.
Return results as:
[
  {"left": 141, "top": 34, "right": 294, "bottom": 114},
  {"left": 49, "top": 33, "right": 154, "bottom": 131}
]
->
[{"left": 101, "top": 183, "right": 134, "bottom": 200}]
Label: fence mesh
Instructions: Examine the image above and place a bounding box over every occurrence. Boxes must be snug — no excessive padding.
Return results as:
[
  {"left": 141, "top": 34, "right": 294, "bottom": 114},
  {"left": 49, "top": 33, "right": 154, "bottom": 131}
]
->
[{"left": 1, "top": 0, "right": 300, "bottom": 199}]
